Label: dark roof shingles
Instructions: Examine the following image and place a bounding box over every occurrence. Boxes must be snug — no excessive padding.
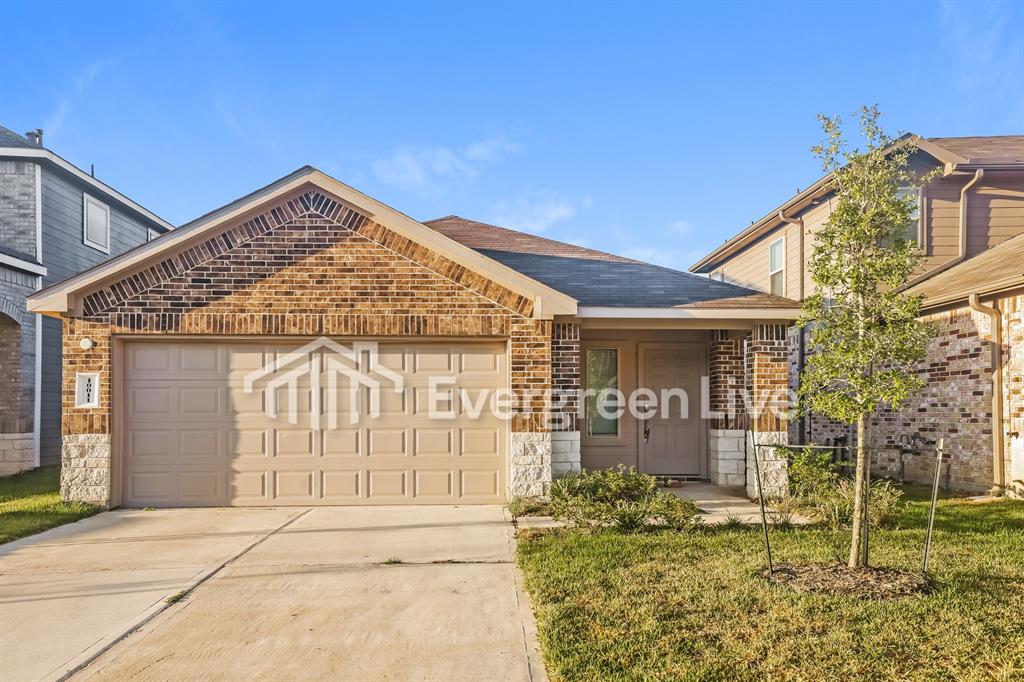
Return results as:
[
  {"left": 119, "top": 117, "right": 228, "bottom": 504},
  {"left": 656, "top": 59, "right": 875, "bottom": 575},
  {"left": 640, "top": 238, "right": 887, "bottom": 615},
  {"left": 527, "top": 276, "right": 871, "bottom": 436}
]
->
[
  {"left": 426, "top": 216, "right": 797, "bottom": 309},
  {"left": 0, "top": 124, "right": 37, "bottom": 149}
]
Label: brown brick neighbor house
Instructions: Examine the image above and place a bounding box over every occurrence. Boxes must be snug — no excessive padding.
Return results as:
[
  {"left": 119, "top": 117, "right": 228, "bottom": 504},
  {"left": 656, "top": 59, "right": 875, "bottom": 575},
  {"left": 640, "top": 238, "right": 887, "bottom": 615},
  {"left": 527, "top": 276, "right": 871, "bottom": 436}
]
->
[
  {"left": 28, "top": 167, "right": 800, "bottom": 507},
  {"left": 692, "top": 135, "right": 1024, "bottom": 495}
]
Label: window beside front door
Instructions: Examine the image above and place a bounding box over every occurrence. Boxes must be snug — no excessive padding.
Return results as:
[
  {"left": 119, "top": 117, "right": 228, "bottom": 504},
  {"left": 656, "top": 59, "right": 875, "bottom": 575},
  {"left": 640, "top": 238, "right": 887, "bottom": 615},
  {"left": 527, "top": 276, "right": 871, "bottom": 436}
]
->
[
  {"left": 769, "top": 237, "right": 785, "bottom": 296},
  {"left": 585, "top": 348, "right": 619, "bottom": 437}
]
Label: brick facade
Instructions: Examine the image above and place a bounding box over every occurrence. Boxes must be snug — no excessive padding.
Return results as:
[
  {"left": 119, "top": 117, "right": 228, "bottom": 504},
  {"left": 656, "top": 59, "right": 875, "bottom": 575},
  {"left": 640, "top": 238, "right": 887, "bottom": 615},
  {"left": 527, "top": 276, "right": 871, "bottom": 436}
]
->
[
  {"left": 551, "top": 322, "right": 579, "bottom": 432},
  {"left": 708, "top": 329, "right": 747, "bottom": 430},
  {"left": 0, "top": 160, "right": 36, "bottom": 258},
  {"left": 60, "top": 186, "right": 554, "bottom": 503},
  {"left": 0, "top": 268, "right": 37, "bottom": 474},
  {"left": 790, "top": 293, "right": 1024, "bottom": 494}
]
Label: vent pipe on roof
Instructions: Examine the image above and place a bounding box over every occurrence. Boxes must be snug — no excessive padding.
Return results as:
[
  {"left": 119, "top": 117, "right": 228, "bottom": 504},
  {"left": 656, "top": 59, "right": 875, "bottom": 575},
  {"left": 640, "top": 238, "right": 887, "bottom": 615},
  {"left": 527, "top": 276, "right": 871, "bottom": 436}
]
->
[{"left": 24, "top": 129, "right": 43, "bottom": 146}]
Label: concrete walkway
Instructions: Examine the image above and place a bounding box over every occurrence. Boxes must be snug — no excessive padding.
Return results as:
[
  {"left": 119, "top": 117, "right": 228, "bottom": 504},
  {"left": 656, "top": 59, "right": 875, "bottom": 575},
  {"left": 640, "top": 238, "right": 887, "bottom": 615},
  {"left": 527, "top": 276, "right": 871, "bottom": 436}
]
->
[{"left": 0, "top": 506, "right": 543, "bottom": 682}]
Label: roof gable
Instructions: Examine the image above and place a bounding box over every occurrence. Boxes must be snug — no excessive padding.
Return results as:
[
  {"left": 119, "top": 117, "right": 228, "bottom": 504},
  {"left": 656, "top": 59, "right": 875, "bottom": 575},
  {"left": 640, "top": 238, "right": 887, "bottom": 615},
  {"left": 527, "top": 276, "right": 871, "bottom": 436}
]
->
[{"left": 28, "top": 169, "right": 577, "bottom": 318}]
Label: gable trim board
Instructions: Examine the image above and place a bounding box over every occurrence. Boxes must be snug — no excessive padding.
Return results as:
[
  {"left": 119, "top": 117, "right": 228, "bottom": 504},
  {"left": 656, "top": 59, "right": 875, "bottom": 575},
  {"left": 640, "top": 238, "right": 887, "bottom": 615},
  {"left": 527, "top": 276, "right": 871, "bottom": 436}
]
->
[{"left": 28, "top": 168, "right": 577, "bottom": 320}]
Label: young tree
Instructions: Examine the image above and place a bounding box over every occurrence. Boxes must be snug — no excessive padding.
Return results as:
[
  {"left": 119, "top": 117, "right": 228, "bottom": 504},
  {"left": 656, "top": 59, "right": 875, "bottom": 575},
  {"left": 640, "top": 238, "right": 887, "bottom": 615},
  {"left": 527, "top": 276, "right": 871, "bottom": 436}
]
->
[{"left": 799, "top": 106, "right": 933, "bottom": 568}]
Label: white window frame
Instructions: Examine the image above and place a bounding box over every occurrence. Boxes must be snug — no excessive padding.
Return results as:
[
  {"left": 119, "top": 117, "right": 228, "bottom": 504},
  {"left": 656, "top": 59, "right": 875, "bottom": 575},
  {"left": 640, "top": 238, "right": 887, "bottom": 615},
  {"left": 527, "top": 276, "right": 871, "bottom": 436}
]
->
[
  {"left": 769, "top": 237, "right": 785, "bottom": 297},
  {"left": 897, "top": 186, "right": 923, "bottom": 245},
  {"left": 83, "top": 194, "right": 111, "bottom": 253}
]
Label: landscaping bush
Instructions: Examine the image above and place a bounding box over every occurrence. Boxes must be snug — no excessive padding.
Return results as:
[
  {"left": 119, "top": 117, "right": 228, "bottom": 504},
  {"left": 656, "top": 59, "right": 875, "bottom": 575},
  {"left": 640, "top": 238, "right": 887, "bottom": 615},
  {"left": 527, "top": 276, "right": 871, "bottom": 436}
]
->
[
  {"left": 783, "top": 446, "right": 839, "bottom": 500},
  {"left": 808, "top": 478, "right": 905, "bottom": 530},
  {"left": 550, "top": 465, "right": 700, "bottom": 533}
]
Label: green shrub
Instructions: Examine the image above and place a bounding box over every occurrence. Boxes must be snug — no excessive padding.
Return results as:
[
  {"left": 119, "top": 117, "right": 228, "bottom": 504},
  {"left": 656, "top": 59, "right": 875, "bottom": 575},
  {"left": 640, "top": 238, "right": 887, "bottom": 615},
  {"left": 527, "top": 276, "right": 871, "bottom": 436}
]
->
[
  {"left": 550, "top": 466, "right": 700, "bottom": 533},
  {"left": 783, "top": 447, "right": 839, "bottom": 500},
  {"left": 807, "top": 478, "right": 905, "bottom": 529}
]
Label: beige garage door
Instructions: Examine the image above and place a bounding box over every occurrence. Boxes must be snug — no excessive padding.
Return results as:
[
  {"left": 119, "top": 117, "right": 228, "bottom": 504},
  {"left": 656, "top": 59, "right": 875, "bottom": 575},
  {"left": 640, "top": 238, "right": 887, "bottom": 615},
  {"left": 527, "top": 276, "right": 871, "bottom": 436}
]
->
[{"left": 121, "top": 340, "right": 507, "bottom": 506}]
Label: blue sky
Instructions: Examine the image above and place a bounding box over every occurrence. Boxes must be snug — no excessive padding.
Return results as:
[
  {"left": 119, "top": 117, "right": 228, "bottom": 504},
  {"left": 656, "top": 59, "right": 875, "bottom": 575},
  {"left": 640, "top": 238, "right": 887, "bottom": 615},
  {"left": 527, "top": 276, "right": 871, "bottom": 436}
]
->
[{"left": 2, "top": 1, "right": 1021, "bottom": 271}]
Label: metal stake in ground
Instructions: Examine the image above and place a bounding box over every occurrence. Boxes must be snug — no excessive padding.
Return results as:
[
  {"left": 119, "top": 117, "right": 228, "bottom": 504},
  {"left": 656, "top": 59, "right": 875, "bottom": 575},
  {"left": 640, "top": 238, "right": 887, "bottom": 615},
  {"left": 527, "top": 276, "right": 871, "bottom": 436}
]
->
[
  {"left": 751, "top": 440, "right": 773, "bottom": 574},
  {"left": 923, "top": 438, "right": 945, "bottom": 574}
]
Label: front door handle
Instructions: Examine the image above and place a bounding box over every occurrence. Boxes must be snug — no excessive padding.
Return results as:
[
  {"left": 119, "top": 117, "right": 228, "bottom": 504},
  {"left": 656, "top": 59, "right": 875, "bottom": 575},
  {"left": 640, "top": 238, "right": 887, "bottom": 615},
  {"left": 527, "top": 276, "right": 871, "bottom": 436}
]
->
[{"left": 640, "top": 405, "right": 651, "bottom": 443}]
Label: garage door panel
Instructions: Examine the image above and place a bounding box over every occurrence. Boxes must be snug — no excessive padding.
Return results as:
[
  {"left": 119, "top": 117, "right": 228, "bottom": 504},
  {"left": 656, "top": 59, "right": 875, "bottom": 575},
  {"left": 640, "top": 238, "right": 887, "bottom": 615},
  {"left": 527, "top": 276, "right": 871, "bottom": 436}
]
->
[
  {"left": 320, "top": 470, "right": 362, "bottom": 501},
  {"left": 231, "top": 471, "right": 268, "bottom": 501},
  {"left": 273, "top": 429, "right": 317, "bottom": 457},
  {"left": 414, "top": 470, "right": 454, "bottom": 498},
  {"left": 123, "top": 340, "right": 506, "bottom": 507},
  {"left": 414, "top": 428, "right": 454, "bottom": 456},
  {"left": 273, "top": 471, "right": 315, "bottom": 502},
  {"left": 322, "top": 429, "right": 361, "bottom": 457},
  {"left": 461, "top": 470, "right": 500, "bottom": 499},
  {"left": 367, "top": 470, "right": 408, "bottom": 499},
  {"left": 461, "top": 428, "right": 501, "bottom": 457},
  {"left": 367, "top": 429, "right": 408, "bottom": 456}
]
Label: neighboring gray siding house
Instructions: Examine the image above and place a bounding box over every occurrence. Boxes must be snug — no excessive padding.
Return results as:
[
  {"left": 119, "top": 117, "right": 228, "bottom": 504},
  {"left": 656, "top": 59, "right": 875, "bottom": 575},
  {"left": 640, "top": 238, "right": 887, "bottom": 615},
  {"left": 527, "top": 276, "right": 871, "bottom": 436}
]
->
[{"left": 0, "top": 124, "right": 172, "bottom": 474}]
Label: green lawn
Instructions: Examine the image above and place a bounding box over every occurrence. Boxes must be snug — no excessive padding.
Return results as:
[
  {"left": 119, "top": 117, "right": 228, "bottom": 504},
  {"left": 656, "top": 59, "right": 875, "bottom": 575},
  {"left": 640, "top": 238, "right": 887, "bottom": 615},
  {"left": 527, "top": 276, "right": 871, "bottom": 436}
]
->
[
  {"left": 0, "top": 466, "right": 101, "bottom": 544},
  {"left": 517, "top": 490, "right": 1024, "bottom": 681}
]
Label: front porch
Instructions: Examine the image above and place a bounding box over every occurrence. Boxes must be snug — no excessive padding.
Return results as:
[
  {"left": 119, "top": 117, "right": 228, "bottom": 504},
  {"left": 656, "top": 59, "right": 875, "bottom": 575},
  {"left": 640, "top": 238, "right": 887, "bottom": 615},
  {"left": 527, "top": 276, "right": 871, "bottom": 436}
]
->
[{"left": 548, "top": 317, "right": 793, "bottom": 500}]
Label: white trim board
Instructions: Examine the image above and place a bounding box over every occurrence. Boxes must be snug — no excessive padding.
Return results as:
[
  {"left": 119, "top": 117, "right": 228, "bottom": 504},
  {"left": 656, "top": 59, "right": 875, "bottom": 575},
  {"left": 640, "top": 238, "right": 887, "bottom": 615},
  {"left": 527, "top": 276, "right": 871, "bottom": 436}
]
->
[
  {"left": 576, "top": 306, "right": 800, "bottom": 320},
  {"left": 0, "top": 253, "right": 47, "bottom": 276},
  {"left": 0, "top": 146, "right": 173, "bottom": 232}
]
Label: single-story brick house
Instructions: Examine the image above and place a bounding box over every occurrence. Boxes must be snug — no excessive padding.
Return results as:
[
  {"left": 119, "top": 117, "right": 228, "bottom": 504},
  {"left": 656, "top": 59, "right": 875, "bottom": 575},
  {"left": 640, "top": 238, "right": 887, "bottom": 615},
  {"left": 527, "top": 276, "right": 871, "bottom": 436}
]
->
[{"left": 28, "top": 167, "right": 800, "bottom": 507}]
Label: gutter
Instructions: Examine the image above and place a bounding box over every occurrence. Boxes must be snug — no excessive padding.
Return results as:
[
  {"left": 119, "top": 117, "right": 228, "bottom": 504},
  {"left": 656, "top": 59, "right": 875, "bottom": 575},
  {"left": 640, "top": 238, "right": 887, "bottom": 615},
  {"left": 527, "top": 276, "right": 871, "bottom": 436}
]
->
[
  {"left": 778, "top": 209, "right": 807, "bottom": 443},
  {"left": 968, "top": 293, "right": 1005, "bottom": 490},
  {"left": 903, "top": 169, "right": 984, "bottom": 290}
]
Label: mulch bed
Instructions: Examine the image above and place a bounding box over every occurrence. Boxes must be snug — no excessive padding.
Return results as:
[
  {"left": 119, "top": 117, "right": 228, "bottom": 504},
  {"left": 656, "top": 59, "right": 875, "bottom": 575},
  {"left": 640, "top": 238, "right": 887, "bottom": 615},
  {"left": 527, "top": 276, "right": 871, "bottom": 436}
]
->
[{"left": 765, "top": 562, "right": 930, "bottom": 599}]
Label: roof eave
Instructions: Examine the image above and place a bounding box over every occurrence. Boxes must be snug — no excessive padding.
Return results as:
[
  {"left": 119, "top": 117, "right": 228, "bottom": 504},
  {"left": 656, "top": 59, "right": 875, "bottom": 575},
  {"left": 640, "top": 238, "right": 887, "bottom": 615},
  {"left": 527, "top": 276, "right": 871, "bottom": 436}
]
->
[
  {"left": 0, "top": 146, "right": 174, "bottom": 232},
  {"left": 576, "top": 305, "right": 801, "bottom": 320}
]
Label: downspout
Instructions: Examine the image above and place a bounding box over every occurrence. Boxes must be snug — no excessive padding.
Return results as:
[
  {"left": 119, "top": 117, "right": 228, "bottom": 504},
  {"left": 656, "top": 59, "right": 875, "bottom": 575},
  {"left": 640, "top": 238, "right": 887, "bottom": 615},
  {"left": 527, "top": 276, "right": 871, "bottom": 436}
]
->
[
  {"left": 905, "top": 169, "right": 984, "bottom": 289},
  {"left": 968, "top": 294, "right": 1005, "bottom": 490},
  {"left": 778, "top": 210, "right": 806, "bottom": 442}
]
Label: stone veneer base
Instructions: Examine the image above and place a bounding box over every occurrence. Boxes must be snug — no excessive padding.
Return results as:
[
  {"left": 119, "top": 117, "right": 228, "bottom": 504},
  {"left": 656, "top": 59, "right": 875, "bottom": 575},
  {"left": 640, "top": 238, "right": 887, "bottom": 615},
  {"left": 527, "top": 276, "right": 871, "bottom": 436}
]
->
[
  {"left": 61, "top": 434, "right": 111, "bottom": 505},
  {"left": 510, "top": 432, "right": 552, "bottom": 497},
  {"left": 0, "top": 433, "right": 35, "bottom": 476},
  {"left": 709, "top": 429, "right": 746, "bottom": 489},
  {"left": 551, "top": 431, "right": 581, "bottom": 479},
  {"left": 746, "top": 431, "right": 788, "bottom": 500}
]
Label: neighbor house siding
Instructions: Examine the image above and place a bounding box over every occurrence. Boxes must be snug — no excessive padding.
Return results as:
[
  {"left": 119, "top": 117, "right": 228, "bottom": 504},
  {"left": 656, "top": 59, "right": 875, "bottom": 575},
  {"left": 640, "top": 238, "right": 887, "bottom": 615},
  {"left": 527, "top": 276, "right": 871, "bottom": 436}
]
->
[
  {"left": 38, "top": 168, "right": 158, "bottom": 464},
  {"left": 712, "top": 221, "right": 800, "bottom": 297}
]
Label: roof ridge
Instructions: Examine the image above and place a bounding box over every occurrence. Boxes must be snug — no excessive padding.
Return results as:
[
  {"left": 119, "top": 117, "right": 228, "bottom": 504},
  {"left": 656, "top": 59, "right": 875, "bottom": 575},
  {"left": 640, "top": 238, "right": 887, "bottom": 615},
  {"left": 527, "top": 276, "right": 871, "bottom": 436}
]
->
[{"left": 424, "top": 215, "right": 643, "bottom": 263}]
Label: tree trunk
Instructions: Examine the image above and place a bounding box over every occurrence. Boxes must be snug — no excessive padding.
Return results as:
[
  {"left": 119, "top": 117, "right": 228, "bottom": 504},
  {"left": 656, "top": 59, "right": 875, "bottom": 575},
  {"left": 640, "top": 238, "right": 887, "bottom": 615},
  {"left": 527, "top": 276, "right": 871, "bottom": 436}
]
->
[{"left": 848, "top": 415, "right": 868, "bottom": 568}]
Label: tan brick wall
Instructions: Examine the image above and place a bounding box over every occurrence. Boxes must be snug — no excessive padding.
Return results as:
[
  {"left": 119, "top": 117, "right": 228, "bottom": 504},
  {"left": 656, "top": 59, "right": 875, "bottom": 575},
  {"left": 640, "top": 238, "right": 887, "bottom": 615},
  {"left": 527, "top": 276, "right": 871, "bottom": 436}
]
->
[
  {"left": 793, "top": 293, "right": 1023, "bottom": 492},
  {"left": 60, "top": 187, "right": 554, "bottom": 501},
  {"left": 709, "top": 329, "right": 748, "bottom": 430}
]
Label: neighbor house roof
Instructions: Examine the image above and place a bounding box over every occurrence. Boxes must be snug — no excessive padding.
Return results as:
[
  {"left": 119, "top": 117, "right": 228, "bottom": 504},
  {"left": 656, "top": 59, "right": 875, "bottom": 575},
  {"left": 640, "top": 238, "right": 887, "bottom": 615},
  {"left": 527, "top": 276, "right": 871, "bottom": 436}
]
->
[
  {"left": 426, "top": 216, "right": 798, "bottom": 310},
  {"left": 690, "top": 134, "right": 1024, "bottom": 274},
  {"left": 907, "top": 233, "right": 1024, "bottom": 310},
  {"left": 0, "top": 125, "right": 38, "bottom": 149},
  {"left": 0, "top": 123, "right": 174, "bottom": 232}
]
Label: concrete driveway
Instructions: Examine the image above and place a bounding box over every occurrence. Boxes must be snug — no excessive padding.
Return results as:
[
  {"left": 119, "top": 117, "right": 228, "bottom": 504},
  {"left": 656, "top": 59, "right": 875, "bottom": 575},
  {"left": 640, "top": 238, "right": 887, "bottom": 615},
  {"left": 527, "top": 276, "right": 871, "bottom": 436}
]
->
[{"left": 0, "top": 506, "right": 543, "bottom": 682}]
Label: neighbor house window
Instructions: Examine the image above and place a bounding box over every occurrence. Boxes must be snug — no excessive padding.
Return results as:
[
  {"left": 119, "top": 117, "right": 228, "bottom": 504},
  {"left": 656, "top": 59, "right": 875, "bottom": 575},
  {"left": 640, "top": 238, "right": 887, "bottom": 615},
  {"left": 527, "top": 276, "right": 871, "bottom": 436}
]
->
[
  {"left": 897, "top": 186, "right": 922, "bottom": 244},
  {"left": 585, "top": 348, "right": 619, "bottom": 437},
  {"left": 769, "top": 237, "right": 785, "bottom": 296},
  {"left": 83, "top": 194, "right": 111, "bottom": 253},
  {"left": 147, "top": 228, "right": 160, "bottom": 242}
]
